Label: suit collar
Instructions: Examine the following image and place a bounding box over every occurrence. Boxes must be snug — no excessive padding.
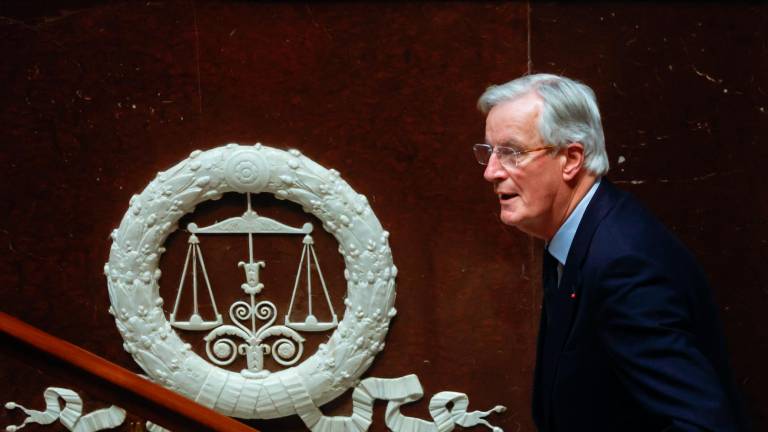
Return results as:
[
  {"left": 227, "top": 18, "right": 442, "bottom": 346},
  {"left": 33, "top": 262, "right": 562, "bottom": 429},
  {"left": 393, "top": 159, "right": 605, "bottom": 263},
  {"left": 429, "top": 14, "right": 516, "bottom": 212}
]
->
[
  {"left": 547, "top": 178, "right": 602, "bottom": 266},
  {"left": 560, "top": 178, "right": 624, "bottom": 289}
]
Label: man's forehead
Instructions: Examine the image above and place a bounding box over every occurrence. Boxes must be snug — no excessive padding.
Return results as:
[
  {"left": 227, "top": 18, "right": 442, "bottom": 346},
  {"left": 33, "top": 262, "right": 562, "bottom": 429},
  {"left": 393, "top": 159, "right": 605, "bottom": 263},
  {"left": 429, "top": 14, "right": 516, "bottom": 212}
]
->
[{"left": 484, "top": 94, "right": 543, "bottom": 147}]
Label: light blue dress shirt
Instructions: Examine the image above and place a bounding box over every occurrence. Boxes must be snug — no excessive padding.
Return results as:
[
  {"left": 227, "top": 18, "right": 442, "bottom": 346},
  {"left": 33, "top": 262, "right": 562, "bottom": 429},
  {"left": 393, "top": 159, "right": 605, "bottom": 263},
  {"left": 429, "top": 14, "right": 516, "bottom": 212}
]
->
[{"left": 547, "top": 178, "right": 602, "bottom": 285}]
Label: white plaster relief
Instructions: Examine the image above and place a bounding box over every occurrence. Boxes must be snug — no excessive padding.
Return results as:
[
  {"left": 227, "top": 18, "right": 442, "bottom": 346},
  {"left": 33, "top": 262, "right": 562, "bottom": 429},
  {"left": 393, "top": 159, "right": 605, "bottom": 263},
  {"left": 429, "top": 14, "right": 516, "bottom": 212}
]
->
[
  {"left": 290, "top": 374, "right": 506, "bottom": 432},
  {"left": 105, "top": 144, "right": 397, "bottom": 418},
  {"left": 145, "top": 421, "right": 171, "bottom": 432},
  {"left": 167, "top": 191, "right": 338, "bottom": 376},
  {"left": 4, "top": 387, "right": 126, "bottom": 432},
  {"left": 104, "top": 143, "right": 506, "bottom": 431}
]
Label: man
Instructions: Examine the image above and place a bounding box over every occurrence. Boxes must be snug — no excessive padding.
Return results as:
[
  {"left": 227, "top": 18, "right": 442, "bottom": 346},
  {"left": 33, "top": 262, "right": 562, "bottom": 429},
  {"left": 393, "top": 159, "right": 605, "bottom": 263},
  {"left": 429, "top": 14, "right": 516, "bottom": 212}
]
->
[{"left": 474, "top": 74, "right": 745, "bottom": 431}]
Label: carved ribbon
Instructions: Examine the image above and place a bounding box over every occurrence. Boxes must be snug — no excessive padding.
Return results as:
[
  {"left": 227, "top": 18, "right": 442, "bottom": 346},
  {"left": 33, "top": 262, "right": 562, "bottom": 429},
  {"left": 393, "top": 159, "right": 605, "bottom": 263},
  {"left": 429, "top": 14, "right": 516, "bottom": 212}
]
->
[
  {"left": 281, "top": 374, "right": 506, "bottom": 432},
  {"left": 4, "top": 387, "right": 126, "bottom": 432}
]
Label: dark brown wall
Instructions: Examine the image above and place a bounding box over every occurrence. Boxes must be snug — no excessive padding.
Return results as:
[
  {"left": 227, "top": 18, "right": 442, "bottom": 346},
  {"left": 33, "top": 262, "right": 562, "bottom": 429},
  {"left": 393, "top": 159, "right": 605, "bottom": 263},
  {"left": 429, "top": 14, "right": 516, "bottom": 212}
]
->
[
  {"left": 531, "top": 3, "right": 768, "bottom": 429},
  {"left": 0, "top": 2, "right": 531, "bottom": 431},
  {"left": 1, "top": 2, "right": 766, "bottom": 432}
]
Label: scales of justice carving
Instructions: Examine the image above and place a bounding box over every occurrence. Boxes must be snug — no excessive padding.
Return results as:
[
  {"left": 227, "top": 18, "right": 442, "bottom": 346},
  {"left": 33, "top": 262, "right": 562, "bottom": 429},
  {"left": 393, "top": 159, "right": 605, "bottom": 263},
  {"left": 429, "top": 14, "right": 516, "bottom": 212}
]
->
[{"left": 169, "top": 192, "right": 337, "bottom": 376}]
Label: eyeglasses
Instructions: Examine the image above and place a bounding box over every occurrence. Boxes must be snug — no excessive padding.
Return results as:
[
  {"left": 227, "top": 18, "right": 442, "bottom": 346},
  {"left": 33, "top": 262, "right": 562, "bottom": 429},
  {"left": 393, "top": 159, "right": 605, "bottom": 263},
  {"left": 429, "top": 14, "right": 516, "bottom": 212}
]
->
[{"left": 472, "top": 143, "right": 556, "bottom": 168}]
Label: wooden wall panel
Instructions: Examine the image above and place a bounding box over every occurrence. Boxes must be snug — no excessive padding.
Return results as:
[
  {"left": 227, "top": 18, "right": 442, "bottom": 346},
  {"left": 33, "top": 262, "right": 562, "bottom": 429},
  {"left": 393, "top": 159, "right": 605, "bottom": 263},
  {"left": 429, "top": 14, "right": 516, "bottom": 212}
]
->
[{"left": 0, "top": 2, "right": 530, "bottom": 431}]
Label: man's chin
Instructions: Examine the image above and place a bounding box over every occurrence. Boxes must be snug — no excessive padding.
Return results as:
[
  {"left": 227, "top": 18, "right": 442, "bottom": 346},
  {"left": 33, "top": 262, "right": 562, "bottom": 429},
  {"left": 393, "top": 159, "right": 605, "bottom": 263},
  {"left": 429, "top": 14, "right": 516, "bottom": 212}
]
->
[
  {"left": 499, "top": 211, "right": 522, "bottom": 227},
  {"left": 500, "top": 212, "right": 540, "bottom": 236}
]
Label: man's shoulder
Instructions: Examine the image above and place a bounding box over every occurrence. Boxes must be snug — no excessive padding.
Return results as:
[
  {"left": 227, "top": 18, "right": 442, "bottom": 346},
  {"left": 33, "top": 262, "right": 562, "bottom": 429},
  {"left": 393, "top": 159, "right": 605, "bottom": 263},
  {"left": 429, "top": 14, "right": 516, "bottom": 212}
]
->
[
  {"left": 581, "top": 181, "right": 710, "bottom": 306},
  {"left": 586, "top": 180, "right": 696, "bottom": 267},
  {"left": 597, "top": 183, "right": 666, "bottom": 238}
]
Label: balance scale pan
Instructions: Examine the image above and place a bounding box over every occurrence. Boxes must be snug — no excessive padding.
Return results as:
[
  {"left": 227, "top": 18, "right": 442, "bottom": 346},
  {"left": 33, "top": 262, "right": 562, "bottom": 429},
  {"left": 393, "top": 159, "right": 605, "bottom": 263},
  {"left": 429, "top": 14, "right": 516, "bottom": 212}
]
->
[
  {"left": 171, "top": 313, "right": 223, "bottom": 331},
  {"left": 285, "top": 315, "right": 338, "bottom": 332}
]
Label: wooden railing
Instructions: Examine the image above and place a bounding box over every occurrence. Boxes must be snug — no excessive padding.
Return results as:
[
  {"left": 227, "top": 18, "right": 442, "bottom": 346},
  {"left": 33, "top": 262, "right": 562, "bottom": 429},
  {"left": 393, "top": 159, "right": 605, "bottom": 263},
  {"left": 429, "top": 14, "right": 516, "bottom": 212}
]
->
[{"left": 0, "top": 311, "right": 259, "bottom": 432}]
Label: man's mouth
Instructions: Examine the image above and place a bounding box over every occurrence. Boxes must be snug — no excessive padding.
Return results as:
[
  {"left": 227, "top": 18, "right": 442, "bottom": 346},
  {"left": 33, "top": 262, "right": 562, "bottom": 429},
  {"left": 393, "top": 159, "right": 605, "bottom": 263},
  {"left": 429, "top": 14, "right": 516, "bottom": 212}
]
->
[{"left": 499, "top": 193, "right": 518, "bottom": 201}]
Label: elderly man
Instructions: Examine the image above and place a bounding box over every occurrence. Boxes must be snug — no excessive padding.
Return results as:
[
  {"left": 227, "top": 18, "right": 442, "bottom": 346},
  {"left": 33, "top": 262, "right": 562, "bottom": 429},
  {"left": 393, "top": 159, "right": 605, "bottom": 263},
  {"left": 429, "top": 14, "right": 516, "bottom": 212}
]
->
[{"left": 474, "top": 74, "right": 745, "bottom": 432}]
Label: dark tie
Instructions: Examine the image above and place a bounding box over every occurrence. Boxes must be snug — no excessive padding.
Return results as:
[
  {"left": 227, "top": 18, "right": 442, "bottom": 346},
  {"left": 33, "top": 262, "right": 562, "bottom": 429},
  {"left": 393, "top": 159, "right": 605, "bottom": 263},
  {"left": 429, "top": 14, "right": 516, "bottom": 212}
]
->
[
  {"left": 543, "top": 248, "right": 559, "bottom": 298},
  {"left": 539, "top": 247, "right": 562, "bottom": 431}
]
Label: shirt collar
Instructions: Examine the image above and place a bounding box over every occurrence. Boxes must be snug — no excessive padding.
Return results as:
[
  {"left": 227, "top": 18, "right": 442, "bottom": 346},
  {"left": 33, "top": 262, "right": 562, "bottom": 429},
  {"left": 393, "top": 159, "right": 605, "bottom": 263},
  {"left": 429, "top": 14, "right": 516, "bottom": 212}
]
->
[{"left": 546, "top": 178, "right": 601, "bottom": 266}]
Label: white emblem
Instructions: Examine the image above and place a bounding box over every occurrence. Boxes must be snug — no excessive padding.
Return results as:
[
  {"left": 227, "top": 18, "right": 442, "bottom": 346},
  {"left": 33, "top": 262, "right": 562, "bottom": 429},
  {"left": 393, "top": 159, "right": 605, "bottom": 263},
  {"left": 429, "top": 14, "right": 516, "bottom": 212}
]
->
[{"left": 105, "top": 144, "right": 396, "bottom": 419}]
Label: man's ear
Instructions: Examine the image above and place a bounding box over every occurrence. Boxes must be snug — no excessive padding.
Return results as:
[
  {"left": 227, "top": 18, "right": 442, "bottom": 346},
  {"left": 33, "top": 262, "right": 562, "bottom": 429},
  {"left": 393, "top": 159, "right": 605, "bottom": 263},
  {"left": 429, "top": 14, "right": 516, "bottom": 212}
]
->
[{"left": 562, "top": 142, "right": 585, "bottom": 181}]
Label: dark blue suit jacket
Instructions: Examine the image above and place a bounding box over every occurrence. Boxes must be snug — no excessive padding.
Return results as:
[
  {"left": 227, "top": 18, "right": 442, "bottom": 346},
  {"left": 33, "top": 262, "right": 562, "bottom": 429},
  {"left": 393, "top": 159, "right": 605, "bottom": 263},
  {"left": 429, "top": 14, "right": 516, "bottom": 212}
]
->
[{"left": 532, "top": 179, "right": 746, "bottom": 432}]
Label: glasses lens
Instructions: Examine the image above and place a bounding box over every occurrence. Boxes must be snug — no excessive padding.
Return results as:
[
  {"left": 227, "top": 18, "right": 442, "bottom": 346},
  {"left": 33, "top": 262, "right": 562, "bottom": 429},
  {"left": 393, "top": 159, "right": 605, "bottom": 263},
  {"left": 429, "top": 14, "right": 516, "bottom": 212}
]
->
[{"left": 473, "top": 144, "right": 492, "bottom": 165}]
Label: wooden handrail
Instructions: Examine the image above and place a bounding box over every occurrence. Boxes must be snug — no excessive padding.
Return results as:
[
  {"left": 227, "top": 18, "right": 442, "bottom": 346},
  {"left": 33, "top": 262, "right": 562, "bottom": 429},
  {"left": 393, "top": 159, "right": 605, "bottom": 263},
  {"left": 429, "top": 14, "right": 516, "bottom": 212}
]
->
[{"left": 0, "top": 311, "right": 259, "bottom": 432}]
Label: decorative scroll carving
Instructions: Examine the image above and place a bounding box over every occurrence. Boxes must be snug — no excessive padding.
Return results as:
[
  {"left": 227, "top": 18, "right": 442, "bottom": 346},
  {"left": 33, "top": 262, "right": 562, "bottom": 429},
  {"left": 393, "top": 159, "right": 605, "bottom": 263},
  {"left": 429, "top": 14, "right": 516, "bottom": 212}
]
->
[
  {"left": 288, "top": 374, "right": 506, "bottom": 432},
  {"left": 4, "top": 387, "right": 126, "bottom": 432},
  {"left": 145, "top": 421, "right": 172, "bottom": 432}
]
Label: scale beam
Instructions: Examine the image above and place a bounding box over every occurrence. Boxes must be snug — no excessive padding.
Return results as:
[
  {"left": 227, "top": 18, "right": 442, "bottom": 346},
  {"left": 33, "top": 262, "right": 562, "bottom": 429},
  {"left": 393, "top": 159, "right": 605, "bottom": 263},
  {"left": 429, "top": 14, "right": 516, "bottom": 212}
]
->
[{"left": 188, "top": 213, "right": 312, "bottom": 236}]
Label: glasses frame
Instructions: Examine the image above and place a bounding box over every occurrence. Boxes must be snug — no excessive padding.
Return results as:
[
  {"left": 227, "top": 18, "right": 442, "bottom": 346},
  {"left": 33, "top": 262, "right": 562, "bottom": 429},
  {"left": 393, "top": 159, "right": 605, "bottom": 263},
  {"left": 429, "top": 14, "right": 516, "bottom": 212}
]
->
[{"left": 473, "top": 143, "right": 556, "bottom": 168}]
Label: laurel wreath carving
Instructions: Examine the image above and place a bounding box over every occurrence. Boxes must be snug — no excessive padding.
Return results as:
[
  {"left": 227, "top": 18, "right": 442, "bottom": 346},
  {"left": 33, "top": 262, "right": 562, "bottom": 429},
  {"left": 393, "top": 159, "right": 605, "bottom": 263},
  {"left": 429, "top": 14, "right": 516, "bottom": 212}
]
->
[{"left": 104, "top": 144, "right": 396, "bottom": 419}]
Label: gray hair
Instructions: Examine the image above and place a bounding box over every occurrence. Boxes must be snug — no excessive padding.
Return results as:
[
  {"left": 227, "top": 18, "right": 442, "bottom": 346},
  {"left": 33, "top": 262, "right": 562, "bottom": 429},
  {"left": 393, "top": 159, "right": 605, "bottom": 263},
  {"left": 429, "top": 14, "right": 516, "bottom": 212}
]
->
[{"left": 477, "top": 73, "right": 609, "bottom": 176}]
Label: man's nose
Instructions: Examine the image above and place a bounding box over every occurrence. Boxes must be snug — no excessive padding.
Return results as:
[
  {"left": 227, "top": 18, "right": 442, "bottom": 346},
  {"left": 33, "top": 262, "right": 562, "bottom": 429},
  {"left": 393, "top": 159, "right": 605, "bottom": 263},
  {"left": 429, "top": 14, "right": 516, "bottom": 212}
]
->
[{"left": 483, "top": 152, "right": 508, "bottom": 183}]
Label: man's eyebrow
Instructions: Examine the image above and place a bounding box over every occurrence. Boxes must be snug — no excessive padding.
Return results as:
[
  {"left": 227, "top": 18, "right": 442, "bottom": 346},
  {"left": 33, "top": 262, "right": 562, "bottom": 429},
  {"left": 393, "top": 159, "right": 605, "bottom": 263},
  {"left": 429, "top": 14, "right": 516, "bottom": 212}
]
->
[{"left": 486, "top": 137, "right": 523, "bottom": 148}]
